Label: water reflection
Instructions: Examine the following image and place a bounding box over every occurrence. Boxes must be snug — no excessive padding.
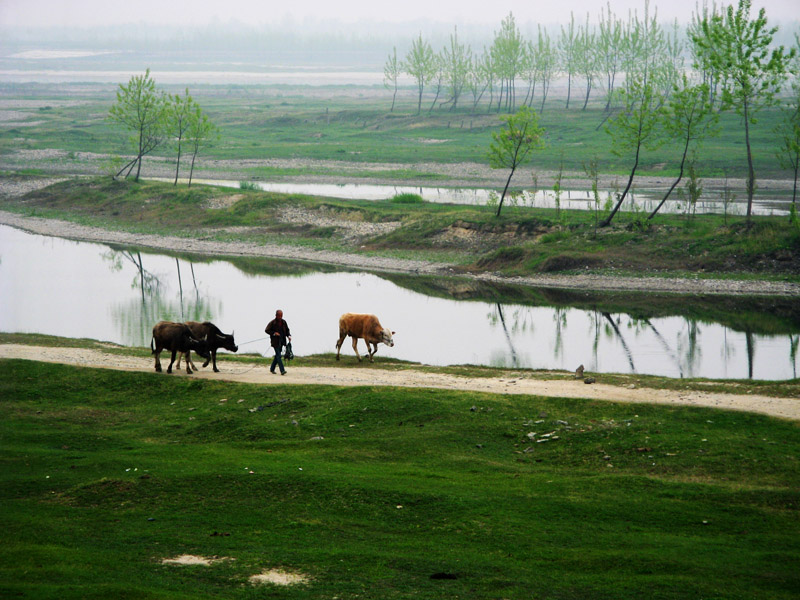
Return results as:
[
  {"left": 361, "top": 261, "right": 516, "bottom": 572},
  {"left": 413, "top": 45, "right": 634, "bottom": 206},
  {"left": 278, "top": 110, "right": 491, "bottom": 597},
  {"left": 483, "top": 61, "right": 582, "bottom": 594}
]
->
[
  {"left": 1, "top": 224, "right": 797, "bottom": 380},
  {"left": 179, "top": 178, "right": 790, "bottom": 217}
]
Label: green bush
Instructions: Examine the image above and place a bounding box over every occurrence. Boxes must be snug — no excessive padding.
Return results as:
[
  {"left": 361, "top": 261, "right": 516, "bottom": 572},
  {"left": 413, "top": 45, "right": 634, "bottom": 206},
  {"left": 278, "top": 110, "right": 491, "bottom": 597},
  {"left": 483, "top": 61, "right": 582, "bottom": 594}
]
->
[{"left": 390, "top": 192, "right": 425, "bottom": 204}]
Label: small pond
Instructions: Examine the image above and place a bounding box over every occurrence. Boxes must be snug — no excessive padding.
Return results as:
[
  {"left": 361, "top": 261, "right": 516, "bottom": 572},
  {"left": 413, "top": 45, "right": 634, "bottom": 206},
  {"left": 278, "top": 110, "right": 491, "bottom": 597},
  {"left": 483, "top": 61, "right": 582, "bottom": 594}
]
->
[{"left": 1, "top": 225, "right": 798, "bottom": 380}]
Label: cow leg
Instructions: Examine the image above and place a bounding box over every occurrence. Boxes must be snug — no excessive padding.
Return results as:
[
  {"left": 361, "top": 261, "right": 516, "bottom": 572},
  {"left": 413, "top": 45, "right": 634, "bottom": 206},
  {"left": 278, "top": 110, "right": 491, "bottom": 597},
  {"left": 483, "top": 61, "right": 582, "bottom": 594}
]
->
[
  {"left": 176, "top": 352, "right": 184, "bottom": 369},
  {"left": 335, "top": 335, "right": 345, "bottom": 360},
  {"left": 167, "top": 350, "right": 178, "bottom": 374},
  {"left": 154, "top": 349, "right": 162, "bottom": 372},
  {"left": 184, "top": 351, "right": 194, "bottom": 374},
  {"left": 368, "top": 342, "right": 379, "bottom": 362},
  {"left": 211, "top": 350, "right": 219, "bottom": 372},
  {"left": 351, "top": 336, "right": 362, "bottom": 362}
]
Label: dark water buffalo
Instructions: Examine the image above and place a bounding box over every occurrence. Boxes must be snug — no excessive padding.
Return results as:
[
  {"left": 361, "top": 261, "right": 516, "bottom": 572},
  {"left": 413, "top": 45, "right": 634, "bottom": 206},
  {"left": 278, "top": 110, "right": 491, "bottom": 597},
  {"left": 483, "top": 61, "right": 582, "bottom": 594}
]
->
[
  {"left": 177, "top": 321, "right": 238, "bottom": 372},
  {"left": 335, "top": 313, "right": 395, "bottom": 362},
  {"left": 151, "top": 321, "right": 210, "bottom": 374}
]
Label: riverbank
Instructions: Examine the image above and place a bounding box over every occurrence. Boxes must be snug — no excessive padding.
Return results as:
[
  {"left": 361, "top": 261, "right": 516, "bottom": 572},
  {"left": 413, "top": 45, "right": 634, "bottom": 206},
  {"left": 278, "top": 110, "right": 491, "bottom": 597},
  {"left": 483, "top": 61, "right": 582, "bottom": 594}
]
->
[{"left": 2, "top": 208, "right": 799, "bottom": 297}]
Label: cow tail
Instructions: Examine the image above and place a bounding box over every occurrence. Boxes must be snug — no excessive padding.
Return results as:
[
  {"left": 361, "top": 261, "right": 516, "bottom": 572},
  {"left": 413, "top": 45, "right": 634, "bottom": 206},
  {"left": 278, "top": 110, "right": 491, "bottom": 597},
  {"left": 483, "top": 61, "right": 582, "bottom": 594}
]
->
[{"left": 150, "top": 336, "right": 155, "bottom": 354}]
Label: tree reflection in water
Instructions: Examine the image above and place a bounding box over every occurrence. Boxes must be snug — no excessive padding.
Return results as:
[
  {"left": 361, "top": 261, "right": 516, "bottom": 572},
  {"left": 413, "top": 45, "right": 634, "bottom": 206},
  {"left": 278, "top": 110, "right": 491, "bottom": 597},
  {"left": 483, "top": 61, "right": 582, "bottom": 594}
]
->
[{"left": 102, "top": 250, "right": 217, "bottom": 346}]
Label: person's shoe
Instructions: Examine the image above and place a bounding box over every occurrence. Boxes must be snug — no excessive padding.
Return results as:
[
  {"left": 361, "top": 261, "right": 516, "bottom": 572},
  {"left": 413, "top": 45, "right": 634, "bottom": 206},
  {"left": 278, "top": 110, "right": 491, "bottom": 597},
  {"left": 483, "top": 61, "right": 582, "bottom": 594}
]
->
[
  {"left": 270, "top": 370, "right": 276, "bottom": 374},
  {"left": 281, "top": 371, "right": 287, "bottom": 376}
]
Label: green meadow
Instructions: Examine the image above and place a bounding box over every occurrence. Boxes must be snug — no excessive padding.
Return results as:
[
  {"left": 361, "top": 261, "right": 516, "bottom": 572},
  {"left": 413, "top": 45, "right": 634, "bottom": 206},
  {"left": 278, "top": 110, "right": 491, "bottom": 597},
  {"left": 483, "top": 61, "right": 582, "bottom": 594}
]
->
[
  {"left": 1, "top": 358, "right": 798, "bottom": 599},
  {"left": 0, "top": 81, "right": 795, "bottom": 182}
]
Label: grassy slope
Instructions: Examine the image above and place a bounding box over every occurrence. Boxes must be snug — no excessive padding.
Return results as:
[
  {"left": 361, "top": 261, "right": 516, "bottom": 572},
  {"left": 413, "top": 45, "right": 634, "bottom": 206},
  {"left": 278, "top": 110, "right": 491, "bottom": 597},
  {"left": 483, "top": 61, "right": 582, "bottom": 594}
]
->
[{"left": 1, "top": 358, "right": 798, "bottom": 599}]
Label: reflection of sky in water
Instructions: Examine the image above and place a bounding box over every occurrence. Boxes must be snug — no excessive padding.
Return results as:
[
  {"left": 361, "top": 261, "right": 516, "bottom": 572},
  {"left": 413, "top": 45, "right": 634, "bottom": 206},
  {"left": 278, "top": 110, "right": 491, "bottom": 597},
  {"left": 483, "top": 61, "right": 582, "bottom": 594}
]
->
[
  {"left": 1, "top": 225, "right": 797, "bottom": 380},
  {"left": 173, "top": 178, "right": 790, "bottom": 217}
]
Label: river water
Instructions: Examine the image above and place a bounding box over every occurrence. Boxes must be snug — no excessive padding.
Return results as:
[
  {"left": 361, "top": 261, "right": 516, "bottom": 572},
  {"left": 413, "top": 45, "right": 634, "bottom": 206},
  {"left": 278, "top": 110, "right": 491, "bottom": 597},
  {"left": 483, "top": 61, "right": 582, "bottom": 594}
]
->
[
  {"left": 180, "top": 179, "right": 790, "bottom": 217},
  {"left": 1, "top": 225, "right": 797, "bottom": 380}
]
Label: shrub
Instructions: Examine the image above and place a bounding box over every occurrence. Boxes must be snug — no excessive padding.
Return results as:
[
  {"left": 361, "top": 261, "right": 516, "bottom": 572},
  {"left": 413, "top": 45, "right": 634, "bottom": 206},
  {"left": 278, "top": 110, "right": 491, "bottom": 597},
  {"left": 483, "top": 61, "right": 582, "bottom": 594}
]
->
[
  {"left": 390, "top": 193, "right": 424, "bottom": 204},
  {"left": 238, "top": 181, "right": 260, "bottom": 191}
]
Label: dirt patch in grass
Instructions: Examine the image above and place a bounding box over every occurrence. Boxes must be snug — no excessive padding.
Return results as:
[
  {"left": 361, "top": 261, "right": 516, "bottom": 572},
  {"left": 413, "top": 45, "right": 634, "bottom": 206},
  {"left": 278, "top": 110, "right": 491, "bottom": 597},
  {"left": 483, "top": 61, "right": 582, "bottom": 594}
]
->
[
  {"left": 161, "top": 554, "right": 230, "bottom": 566},
  {"left": 249, "top": 569, "right": 310, "bottom": 586}
]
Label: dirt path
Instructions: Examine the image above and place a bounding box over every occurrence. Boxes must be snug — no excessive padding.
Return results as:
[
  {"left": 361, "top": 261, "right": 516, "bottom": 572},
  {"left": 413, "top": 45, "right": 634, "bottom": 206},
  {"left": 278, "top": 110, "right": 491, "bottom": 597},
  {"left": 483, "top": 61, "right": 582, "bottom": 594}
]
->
[
  {"left": 3, "top": 344, "right": 797, "bottom": 420},
  {"left": 2, "top": 210, "right": 799, "bottom": 296}
]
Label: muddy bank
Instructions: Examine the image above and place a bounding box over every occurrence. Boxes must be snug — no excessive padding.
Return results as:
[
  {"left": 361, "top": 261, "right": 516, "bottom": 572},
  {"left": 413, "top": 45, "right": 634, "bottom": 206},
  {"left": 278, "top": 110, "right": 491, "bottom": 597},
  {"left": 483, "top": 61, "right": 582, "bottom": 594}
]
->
[{"left": 2, "top": 209, "right": 799, "bottom": 296}]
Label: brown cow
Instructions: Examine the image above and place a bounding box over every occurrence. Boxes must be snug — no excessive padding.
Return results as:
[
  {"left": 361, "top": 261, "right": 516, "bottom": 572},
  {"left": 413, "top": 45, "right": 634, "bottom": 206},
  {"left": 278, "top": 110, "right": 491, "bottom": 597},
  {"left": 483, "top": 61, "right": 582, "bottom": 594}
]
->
[
  {"left": 176, "top": 321, "right": 238, "bottom": 372},
  {"left": 335, "top": 313, "right": 395, "bottom": 362},
  {"left": 151, "top": 321, "right": 210, "bottom": 374}
]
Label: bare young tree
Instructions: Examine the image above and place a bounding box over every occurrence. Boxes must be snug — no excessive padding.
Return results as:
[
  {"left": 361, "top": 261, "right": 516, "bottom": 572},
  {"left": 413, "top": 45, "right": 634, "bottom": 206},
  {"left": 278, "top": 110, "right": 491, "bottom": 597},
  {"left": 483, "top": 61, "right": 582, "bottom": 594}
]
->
[{"left": 383, "top": 46, "right": 401, "bottom": 112}]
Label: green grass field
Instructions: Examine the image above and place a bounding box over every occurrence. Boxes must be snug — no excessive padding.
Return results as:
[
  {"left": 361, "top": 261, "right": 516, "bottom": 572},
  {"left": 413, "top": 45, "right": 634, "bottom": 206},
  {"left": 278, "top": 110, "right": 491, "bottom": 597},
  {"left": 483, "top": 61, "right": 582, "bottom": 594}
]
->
[
  {"left": 0, "top": 81, "right": 795, "bottom": 183},
  {"left": 1, "top": 358, "right": 798, "bottom": 599}
]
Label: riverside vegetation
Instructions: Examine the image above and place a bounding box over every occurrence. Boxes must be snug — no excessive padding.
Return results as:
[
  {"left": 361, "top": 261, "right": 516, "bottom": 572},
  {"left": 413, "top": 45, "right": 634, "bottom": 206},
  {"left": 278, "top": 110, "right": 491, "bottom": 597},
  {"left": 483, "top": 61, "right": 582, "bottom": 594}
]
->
[{"left": 1, "top": 357, "right": 798, "bottom": 599}]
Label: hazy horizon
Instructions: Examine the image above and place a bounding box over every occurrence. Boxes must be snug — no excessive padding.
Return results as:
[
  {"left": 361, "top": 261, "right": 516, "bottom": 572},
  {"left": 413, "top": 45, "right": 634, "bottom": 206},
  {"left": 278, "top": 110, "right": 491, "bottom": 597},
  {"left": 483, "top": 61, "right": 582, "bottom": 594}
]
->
[{"left": 2, "top": 0, "right": 798, "bottom": 30}]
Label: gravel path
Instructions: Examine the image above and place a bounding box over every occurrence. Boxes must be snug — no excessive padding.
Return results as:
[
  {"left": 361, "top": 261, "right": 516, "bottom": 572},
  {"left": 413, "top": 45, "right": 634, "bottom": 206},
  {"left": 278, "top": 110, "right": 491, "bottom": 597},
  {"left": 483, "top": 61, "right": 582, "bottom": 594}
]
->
[
  {"left": 2, "top": 209, "right": 799, "bottom": 296},
  {"left": 2, "top": 344, "right": 797, "bottom": 420}
]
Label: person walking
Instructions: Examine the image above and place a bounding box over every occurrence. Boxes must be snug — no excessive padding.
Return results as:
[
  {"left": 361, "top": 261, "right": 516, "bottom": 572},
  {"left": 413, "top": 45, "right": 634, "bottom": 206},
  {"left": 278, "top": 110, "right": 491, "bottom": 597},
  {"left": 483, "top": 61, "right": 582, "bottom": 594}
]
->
[{"left": 265, "top": 309, "right": 291, "bottom": 375}]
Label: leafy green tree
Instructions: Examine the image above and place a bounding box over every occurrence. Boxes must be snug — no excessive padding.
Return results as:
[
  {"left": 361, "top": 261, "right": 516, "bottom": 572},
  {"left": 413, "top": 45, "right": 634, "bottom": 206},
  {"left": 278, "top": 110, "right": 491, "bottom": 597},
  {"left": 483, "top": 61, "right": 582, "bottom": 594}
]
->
[
  {"left": 690, "top": 0, "right": 795, "bottom": 220},
  {"left": 491, "top": 13, "right": 525, "bottom": 112},
  {"left": 403, "top": 34, "right": 437, "bottom": 115},
  {"left": 185, "top": 106, "right": 217, "bottom": 188},
  {"left": 558, "top": 13, "right": 578, "bottom": 109},
  {"left": 167, "top": 88, "right": 194, "bottom": 186},
  {"left": 442, "top": 26, "right": 471, "bottom": 111},
  {"left": 383, "top": 47, "right": 401, "bottom": 112},
  {"left": 775, "top": 36, "right": 800, "bottom": 212},
  {"left": 648, "top": 75, "right": 718, "bottom": 219},
  {"left": 534, "top": 25, "right": 558, "bottom": 113},
  {"left": 601, "top": 70, "right": 666, "bottom": 227},
  {"left": 108, "top": 69, "right": 167, "bottom": 182},
  {"left": 488, "top": 105, "right": 545, "bottom": 217},
  {"left": 688, "top": 1, "right": 723, "bottom": 107},
  {"left": 575, "top": 15, "right": 599, "bottom": 110},
  {"left": 467, "top": 51, "right": 492, "bottom": 110},
  {"left": 597, "top": 2, "right": 624, "bottom": 110},
  {"left": 427, "top": 54, "right": 445, "bottom": 114}
]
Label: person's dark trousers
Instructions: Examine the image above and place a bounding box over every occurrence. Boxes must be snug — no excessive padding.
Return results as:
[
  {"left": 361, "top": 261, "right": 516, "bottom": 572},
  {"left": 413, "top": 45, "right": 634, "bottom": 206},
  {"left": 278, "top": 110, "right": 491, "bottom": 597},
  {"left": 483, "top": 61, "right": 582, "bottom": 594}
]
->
[{"left": 270, "top": 347, "right": 285, "bottom": 374}]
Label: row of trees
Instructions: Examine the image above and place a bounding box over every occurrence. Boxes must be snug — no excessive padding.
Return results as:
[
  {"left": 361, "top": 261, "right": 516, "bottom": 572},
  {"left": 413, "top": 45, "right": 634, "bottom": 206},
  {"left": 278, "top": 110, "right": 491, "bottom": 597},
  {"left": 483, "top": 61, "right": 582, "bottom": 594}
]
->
[
  {"left": 108, "top": 69, "right": 216, "bottom": 185},
  {"left": 488, "top": 0, "right": 798, "bottom": 225},
  {"left": 385, "top": 2, "right": 689, "bottom": 115}
]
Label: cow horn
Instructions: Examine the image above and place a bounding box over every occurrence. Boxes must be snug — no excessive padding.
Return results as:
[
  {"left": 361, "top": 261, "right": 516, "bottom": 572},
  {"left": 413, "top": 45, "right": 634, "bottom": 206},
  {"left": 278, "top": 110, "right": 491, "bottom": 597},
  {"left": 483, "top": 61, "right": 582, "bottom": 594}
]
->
[{"left": 217, "top": 333, "right": 226, "bottom": 340}]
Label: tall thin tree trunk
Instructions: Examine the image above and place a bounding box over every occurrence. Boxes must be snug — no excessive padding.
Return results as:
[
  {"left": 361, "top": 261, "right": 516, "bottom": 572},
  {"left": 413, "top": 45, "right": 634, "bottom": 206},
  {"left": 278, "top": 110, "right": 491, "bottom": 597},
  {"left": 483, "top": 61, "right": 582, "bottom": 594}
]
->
[
  {"left": 174, "top": 135, "right": 182, "bottom": 186},
  {"left": 648, "top": 135, "right": 690, "bottom": 219},
  {"left": 600, "top": 139, "right": 641, "bottom": 227},
  {"left": 188, "top": 150, "right": 197, "bottom": 188},
  {"left": 496, "top": 167, "right": 516, "bottom": 217},
  {"left": 743, "top": 99, "right": 755, "bottom": 222},
  {"left": 565, "top": 70, "right": 572, "bottom": 109}
]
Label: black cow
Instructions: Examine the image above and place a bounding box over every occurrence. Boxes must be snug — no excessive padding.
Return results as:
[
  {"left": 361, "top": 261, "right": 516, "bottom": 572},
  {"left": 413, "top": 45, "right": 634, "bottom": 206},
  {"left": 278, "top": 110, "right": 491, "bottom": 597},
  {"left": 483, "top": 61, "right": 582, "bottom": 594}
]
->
[
  {"left": 176, "top": 321, "right": 238, "bottom": 372},
  {"left": 151, "top": 321, "right": 210, "bottom": 374}
]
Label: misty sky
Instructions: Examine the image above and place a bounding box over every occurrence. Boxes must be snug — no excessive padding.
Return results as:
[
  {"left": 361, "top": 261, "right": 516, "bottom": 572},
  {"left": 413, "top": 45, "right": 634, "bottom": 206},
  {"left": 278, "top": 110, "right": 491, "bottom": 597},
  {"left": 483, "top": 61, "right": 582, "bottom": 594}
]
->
[{"left": 1, "top": 0, "right": 797, "bottom": 28}]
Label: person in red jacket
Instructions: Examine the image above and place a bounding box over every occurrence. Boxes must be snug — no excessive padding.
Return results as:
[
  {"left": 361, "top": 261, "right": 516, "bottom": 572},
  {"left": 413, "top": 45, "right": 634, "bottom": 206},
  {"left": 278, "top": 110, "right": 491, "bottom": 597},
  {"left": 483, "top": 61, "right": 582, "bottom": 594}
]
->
[{"left": 264, "top": 309, "right": 291, "bottom": 375}]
